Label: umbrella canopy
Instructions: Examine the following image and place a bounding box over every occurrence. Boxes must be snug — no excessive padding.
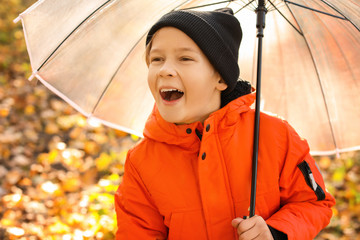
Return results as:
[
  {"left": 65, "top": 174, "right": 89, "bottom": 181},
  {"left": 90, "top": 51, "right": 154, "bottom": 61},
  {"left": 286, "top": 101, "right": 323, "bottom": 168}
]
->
[{"left": 15, "top": 0, "right": 360, "bottom": 155}]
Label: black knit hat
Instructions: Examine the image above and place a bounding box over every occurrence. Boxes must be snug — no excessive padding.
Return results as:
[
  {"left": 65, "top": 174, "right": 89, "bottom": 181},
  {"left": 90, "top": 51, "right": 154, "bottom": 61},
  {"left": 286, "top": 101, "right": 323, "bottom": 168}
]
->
[{"left": 146, "top": 8, "right": 242, "bottom": 95}]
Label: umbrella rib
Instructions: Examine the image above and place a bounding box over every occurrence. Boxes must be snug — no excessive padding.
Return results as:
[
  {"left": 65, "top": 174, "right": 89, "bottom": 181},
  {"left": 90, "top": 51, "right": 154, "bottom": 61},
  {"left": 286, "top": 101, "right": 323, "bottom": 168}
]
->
[
  {"left": 238, "top": 0, "right": 257, "bottom": 11},
  {"left": 283, "top": 0, "right": 346, "bottom": 20},
  {"left": 319, "top": 0, "right": 360, "bottom": 32},
  {"left": 286, "top": 2, "right": 339, "bottom": 151},
  {"left": 91, "top": 46, "right": 145, "bottom": 118},
  {"left": 91, "top": 0, "right": 191, "bottom": 116},
  {"left": 179, "top": 0, "right": 233, "bottom": 10},
  {"left": 234, "top": 0, "right": 256, "bottom": 14},
  {"left": 269, "top": 0, "right": 303, "bottom": 36},
  {"left": 36, "top": 0, "right": 113, "bottom": 71}
]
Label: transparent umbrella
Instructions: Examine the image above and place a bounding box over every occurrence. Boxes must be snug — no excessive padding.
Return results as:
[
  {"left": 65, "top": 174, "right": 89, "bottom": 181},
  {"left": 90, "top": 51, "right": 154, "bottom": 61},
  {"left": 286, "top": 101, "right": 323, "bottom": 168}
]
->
[{"left": 15, "top": 0, "right": 360, "bottom": 156}]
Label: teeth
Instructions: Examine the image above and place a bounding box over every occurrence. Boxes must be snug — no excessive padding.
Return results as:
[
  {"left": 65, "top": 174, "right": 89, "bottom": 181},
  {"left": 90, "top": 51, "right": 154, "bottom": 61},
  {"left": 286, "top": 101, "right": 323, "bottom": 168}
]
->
[{"left": 161, "top": 89, "right": 183, "bottom": 93}]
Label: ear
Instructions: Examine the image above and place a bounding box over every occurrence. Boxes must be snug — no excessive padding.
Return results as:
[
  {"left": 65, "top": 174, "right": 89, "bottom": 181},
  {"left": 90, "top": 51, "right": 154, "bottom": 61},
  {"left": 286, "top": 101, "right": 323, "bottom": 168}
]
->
[{"left": 216, "top": 78, "right": 228, "bottom": 91}]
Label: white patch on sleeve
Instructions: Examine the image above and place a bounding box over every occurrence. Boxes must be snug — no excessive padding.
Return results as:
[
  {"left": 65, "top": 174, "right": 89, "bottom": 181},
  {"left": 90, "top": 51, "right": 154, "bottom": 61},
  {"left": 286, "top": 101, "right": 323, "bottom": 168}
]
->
[{"left": 309, "top": 173, "right": 317, "bottom": 191}]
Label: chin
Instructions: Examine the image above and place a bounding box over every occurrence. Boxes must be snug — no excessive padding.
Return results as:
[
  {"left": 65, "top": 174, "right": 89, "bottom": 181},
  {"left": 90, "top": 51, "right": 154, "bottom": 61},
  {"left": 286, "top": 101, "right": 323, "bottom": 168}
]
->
[
  {"left": 159, "top": 112, "right": 190, "bottom": 125},
  {"left": 158, "top": 109, "right": 179, "bottom": 123},
  {"left": 163, "top": 116, "right": 183, "bottom": 124}
]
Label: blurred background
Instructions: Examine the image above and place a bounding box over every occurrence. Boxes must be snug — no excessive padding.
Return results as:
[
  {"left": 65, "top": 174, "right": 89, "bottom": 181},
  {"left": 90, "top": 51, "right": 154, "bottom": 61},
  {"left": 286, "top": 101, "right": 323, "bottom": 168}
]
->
[{"left": 1, "top": 1, "right": 359, "bottom": 239}]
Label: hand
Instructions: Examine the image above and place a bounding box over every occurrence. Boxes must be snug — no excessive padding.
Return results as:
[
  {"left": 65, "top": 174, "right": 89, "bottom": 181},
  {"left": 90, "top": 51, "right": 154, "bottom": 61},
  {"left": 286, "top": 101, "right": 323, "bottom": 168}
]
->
[{"left": 231, "top": 215, "right": 274, "bottom": 240}]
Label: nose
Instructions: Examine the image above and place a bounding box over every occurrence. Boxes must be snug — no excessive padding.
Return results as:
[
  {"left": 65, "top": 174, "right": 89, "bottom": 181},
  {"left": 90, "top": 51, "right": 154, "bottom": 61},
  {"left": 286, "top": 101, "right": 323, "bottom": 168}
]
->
[{"left": 159, "top": 60, "right": 177, "bottom": 78}]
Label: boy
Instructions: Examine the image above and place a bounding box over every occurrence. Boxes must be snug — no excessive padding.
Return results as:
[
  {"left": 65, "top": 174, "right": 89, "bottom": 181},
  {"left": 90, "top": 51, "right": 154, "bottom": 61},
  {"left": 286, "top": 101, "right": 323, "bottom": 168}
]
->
[{"left": 115, "top": 8, "right": 335, "bottom": 240}]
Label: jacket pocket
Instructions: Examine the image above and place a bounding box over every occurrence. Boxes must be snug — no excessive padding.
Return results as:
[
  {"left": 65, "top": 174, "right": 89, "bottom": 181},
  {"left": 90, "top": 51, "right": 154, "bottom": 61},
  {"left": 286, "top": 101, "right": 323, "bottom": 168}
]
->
[
  {"left": 297, "top": 160, "right": 325, "bottom": 200},
  {"left": 168, "top": 212, "right": 183, "bottom": 240}
]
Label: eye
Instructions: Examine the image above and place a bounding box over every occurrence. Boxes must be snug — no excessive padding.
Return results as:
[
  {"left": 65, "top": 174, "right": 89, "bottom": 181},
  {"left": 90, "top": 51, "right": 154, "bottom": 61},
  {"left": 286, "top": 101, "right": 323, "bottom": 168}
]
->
[
  {"left": 180, "top": 56, "right": 193, "bottom": 61},
  {"left": 150, "top": 57, "right": 163, "bottom": 63}
]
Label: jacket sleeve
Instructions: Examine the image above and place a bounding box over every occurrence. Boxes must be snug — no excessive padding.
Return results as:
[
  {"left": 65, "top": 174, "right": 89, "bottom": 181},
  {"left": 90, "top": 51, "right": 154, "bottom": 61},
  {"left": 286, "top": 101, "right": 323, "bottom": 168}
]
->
[
  {"left": 115, "top": 150, "right": 167, "bottom": 240},
  {"left": 266, "top": 122, "right": 336, "bottom": 240}
]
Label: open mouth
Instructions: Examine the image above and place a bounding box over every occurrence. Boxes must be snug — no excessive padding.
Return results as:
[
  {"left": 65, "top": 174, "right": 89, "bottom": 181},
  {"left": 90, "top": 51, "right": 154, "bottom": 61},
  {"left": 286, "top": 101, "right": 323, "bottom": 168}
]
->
[{"left": 160, "top": 88, "right": 184, "bottom": 102}]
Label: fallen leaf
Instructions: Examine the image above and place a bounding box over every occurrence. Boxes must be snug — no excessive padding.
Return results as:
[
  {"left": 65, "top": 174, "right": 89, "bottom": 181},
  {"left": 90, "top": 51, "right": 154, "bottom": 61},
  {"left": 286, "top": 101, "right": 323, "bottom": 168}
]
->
[{"left": 6, "top": 170, "right": 22, "bottom": 185}]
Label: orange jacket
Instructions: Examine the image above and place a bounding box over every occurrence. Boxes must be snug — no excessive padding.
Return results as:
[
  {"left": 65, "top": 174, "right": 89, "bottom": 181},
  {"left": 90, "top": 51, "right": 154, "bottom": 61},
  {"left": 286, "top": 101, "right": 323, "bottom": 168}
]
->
[{"left": 115, "top": 93, "right": 335, "bottom": 240}]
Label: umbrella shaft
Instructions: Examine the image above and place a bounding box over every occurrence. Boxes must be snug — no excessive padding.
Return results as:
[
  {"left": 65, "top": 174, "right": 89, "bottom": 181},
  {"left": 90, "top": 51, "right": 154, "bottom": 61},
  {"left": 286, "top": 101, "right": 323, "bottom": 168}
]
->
[
  {"left": 250, "top": 36, "right": 263, "bottom": 218},
  {"left": 256, "top": 0, "right": 267, "bottom": 37},
  {"left": 250, "top": 1, "right": 267, "bottom": 218}
]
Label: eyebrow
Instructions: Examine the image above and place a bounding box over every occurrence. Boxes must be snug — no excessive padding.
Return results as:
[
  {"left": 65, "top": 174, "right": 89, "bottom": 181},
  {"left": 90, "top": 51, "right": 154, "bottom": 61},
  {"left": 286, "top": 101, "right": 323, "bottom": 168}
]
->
[
  {"left": 176, "top": 47, "right": 198, "bottom": 53},
  {"left": 150, "top": 47, "right": 200, "bottom": 54}
]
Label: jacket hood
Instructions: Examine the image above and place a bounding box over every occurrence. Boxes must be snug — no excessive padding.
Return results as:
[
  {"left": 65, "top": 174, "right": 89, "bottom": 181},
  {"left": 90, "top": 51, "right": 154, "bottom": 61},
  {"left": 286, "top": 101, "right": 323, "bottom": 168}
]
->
[{"left": 143, "top": 92, "right": 256, "bottom": 149}]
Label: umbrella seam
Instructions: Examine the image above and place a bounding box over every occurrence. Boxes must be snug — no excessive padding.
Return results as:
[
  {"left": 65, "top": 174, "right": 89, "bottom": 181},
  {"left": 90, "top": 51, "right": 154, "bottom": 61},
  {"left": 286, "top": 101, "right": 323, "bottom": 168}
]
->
[
  {"left": 179, "top": 0, "right": 232, "bottom": 11},
  {"left": 307, "top": 0, "right": 359, "bottom": 147},
  {"left": 35, "top": 68, "right": 146, "bottom": 137},
  {"left": 286, "top": 0, "right": 339, "bottom": 151},
  {"left": 269, "top": 0, "right": 303, "bottom": 35},
  {"left": 234, "top": 0, "right": 256, "bottom": 14},
  {"left": 91, "top": 0, "right": 191, "bottom": 116},
  {"left": 284, "top": 0, "right": 347, "bottom": 20},
  {"left": 319, "top": 0, "right": 360, "bottom": 31},
  {"left": 34, "top": 73, "right": 91, "bottom": 118},
  {"left": 36, "top": 0, "right": 113, "bottom": 72}
]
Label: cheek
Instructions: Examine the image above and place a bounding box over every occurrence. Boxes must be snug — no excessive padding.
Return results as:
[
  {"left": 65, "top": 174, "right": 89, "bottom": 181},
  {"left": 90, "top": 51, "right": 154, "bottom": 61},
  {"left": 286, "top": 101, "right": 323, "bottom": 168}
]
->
[
  {"left": 147, "top": 69, "right": 156, "bottom": 87},
  {"left": 188, "top": 77, "right": 215, "bottom": 96},
  {"left": 147, "top": 72, "right": 157, "bottom": 98}
]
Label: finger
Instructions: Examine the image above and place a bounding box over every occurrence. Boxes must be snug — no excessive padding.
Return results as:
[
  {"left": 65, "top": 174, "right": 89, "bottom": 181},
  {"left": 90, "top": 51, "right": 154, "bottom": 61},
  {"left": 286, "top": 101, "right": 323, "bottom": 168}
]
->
[
  {"left": 237, "top": 216, "right": 257, "bottom": 233},
  {"left": 239, "top": 216, "right": 271, "bottom": 240},
  {"left": 239, "top": 229, "right": 260, "bottom": 240},
  {"left": 231, "top": 218, "right": 244, "bottom": 228}
]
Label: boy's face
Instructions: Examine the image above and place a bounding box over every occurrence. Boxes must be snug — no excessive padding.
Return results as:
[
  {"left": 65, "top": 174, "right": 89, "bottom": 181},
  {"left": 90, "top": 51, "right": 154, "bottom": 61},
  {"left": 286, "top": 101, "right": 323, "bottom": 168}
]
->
[{"left": 147, "top": 27, "right": 227, "bottom": 124}]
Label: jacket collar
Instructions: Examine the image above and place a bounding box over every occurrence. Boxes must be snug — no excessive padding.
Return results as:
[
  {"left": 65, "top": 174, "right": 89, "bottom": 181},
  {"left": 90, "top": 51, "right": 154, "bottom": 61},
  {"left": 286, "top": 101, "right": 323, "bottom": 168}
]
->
[{"left": 143, "top": 92, "right": 256, "bottom": 150}]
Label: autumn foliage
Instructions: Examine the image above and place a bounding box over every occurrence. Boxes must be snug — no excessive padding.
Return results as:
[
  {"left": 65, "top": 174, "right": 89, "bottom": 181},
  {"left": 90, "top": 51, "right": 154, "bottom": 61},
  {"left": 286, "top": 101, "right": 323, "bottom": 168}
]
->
[{"left": 1, "top": 1, "right": 359, "bottom": 239}]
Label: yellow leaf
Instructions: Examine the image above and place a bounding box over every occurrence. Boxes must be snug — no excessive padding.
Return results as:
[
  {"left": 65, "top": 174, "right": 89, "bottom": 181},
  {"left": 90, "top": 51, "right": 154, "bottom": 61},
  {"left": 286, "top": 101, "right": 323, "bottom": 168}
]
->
[
  {"left": 345, "top": 157, "right": 354, "bottom": 169},
  {"left": 0, "top": 107, "right": 10, "bottom": 117},
  {"left": 91, "top": 133, "right": 108, "bottom": 144},
  {"left": 67, "top": 213, "right": 85, "bottom": 225},
  {"left": 1, "top": 147, "right": 11, "bottom": 160},
  {"left": 96, "top": 153, "right": 112, "bottom": 171},
  {"left": 62, "top": 175, "right": 81, "bottom": 192},
  {"left": 130, "top": 134, "right": 140, "bottom": 141},
  {"left": 99, "top": 215, "right": 116, "bottom": 231},
  {"left": 319, "top": 156, "right": 331, "bottom": 170},
  {"left": 84, "top": 214, "right": 100, "bottom": 232},
  {"left": 48, "top": 220, "right": 71, "bottom": 234},
  {"left": 37, "top": 153, "right": 48, "bottom": 164},
  {"left": 61, "top": 148, "right": 84, "bottom": 169},
  {"left": 115, "top": 130, "right": 128, "bottom": 137},
  {"left": 24, "top": 104, "right": 35, "bottom": 115},
  {"left": 69, "top": 127, "right": 84, "bottom": 140},
  {"left": 332, "top": 166, "right": 346, "bottom": 182},
  {"left": 48, "top": 149, "right": 59, "bottom": 163},
  {"left": 104, "top": 184, "right": 119, "bottom": 193},
  {"left": 108, "top": 173, "right": 120, "bottom": 182},
  {"left": 76, "top": 115, "right": 87, "bottom": 127},
  {"left": 84, "top": 141, "right": 100, "bottom": 155},
  {"left": 97, "top": 193, "right": 115, "bottom": 206},
  {"left": 45, "top": 122, "right": 60, "bottom": 134},
  {"left": 0, "top": 218, "right": 13, "bottom": 226},
  {"left": 119, "top": 150, "right": 128, "bottom": 164}
]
